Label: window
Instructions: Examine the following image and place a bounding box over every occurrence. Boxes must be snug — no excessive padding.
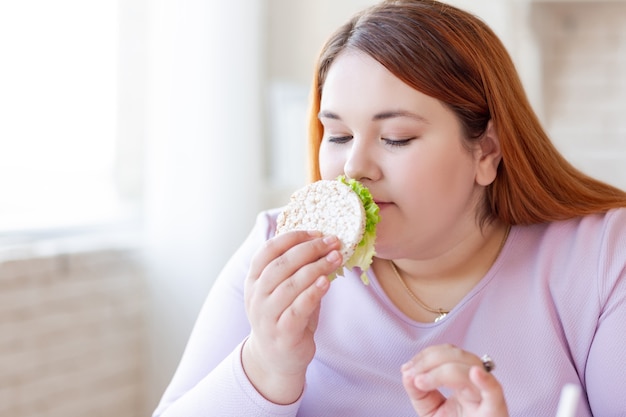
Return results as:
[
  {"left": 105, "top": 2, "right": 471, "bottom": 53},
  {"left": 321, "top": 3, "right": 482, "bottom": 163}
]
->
[{"left": 0, "top": 1, "right": 130, "bottom": 233}]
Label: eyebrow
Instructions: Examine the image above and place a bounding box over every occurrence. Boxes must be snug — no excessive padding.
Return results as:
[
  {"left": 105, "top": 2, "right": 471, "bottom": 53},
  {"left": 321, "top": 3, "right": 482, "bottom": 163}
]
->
[{"left": 318, "top": 109, "right": 428, "bottom": 123}]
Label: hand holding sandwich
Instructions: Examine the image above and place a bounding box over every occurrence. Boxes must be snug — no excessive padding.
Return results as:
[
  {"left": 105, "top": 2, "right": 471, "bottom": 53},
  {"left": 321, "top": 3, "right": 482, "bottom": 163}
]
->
[
  {"left": 242, "top": 229, "right": 342, "bottom": 405},
  {"left": 242, "top": 177, "right": 380, "bottom": 405}
]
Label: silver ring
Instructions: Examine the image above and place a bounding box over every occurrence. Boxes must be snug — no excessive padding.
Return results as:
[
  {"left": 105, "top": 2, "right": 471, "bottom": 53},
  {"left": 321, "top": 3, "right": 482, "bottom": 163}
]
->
[{"left": 481, "top": 354, "right": 495, "bottom": 373}]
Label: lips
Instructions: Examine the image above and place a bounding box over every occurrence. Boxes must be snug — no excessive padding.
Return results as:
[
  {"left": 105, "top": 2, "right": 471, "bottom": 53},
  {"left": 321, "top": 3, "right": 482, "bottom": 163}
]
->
[{"left": 374, "top": 200, "right": 392, "bottom": 210}]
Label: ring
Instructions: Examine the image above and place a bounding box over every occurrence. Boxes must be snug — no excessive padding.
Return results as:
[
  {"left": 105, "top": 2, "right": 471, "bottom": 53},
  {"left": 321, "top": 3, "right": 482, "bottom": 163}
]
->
[{"left": 480, "top": 354, "right": 495, "bottom": 373}]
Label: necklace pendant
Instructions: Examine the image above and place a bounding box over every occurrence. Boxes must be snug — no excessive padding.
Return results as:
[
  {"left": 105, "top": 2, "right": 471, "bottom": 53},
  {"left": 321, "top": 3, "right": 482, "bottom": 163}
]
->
[{"left": 434, "top": 312, "right": 447, "bottom": 322}]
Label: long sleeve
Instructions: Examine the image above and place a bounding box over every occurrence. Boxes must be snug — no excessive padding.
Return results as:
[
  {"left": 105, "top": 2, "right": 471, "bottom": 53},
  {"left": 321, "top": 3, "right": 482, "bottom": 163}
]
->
[
  {"left": 152, "top": 210, "right": 301, "bottom": 417},
  {"left": 152, "top": 207, "right": 626, "bottom": 417},
  {"left": 584, "top": 209, "right": 626, "bottom": 417}
]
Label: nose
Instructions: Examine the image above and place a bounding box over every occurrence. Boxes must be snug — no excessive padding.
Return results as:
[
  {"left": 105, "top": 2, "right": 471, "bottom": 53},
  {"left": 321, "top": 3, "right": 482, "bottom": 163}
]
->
[{"left": 343, "top": 137, "right": 380, "bottom": 182}]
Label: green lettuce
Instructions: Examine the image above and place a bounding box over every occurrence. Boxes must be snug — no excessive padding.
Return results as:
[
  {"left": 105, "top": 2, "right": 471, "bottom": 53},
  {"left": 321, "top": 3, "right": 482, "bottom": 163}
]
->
[{"left": 337, "top": 175, "right": 380, "bottom": 285}]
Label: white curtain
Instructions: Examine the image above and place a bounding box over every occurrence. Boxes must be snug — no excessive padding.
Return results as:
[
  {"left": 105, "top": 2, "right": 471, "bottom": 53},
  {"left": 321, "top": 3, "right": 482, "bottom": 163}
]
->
[{"left": 142, "top": 0, "right": 265, "bottom": 408}]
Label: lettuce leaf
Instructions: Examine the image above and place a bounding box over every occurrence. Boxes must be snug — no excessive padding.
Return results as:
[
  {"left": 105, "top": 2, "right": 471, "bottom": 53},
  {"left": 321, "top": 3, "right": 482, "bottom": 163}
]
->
[{"left": 338, "top": 175, "right": 380, "bottom": 284}]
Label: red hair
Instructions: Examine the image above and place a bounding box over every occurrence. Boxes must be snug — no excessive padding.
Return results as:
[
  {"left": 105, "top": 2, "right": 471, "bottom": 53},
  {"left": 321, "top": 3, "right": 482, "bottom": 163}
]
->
[{"left": 307, "top": 0, "right": 626, "bottom": 225}]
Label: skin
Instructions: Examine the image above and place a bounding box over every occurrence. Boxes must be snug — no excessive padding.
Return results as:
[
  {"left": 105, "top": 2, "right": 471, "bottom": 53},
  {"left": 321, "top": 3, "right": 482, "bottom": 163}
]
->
[
  {"left": 243, "top": 230, "right": 341, "bottom": 404},
  {"left": 401, "top": 344, "right": 508, "bottom": 417},
  {"left": 243, "top": 50, "right": 510, "bottom": 415}
]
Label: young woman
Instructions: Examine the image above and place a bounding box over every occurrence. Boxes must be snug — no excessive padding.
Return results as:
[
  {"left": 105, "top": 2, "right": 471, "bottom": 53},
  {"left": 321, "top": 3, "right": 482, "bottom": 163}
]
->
[{"left": 153, "top": 1, "right": 626, "bottom": 416}]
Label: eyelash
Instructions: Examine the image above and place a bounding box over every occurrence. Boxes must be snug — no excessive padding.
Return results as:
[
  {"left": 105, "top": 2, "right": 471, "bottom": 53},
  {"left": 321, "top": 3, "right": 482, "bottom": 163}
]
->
[
  {"left": 327, "top": 136, "right": 414, "bottom": 147},
  {"left": 384, "top": 138, "right": 414, "bottom": 147},
  {"left": 327, "top": 136, "right": 352, "bottom": 144}
]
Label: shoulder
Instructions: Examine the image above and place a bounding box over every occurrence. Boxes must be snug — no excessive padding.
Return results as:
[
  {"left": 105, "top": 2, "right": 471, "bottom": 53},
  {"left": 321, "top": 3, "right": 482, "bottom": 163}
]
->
[
  {"left": 518, "top": 207, "right": 626, "bottom": 249},
  {"left": 511, "top": 208, "right": 625, "bottom": 302},
  {"left": 251, "top": 207, "right": 283, "bottom": 241},
  {"left": 551, "top": 208, "right": 626, "bottom": 257},
  {"left": 599, "top": 207, "right": 626, "bottom": 245},
  {"left": 555, "top": 208, "right": 626, "bottom": 271}
]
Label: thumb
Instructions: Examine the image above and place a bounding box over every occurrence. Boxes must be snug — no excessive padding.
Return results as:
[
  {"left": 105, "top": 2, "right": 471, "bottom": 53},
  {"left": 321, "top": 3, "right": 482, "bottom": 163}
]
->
[
  {"left": 469, "top": 366, "right": 508, "bottom": 416},
  {"left": 401, "top": 362, "right": 446, "bottom": 416}
]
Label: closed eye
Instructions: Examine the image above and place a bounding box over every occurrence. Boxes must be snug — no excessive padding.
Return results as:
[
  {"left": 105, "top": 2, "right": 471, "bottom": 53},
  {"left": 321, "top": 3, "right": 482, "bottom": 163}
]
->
[
  {"left": 328, "top": 135, "right": 352, "bottom": 144},
  {"left": 382, "top": 137, "right": 415, "bottom": 147}
]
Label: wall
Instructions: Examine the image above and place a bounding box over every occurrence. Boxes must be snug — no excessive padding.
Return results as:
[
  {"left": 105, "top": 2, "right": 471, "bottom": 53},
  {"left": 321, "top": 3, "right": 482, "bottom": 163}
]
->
[
  {"left": 532, "top": 1, "right": 626, "bottom": 190},
  {"left": 0, "top": 247, "right": 147, "bottom": 417}
]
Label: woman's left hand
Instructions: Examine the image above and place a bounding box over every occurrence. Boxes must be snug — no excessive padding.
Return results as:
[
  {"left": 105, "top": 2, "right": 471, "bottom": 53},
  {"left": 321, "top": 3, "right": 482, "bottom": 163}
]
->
[{"left": 401, "top": 344, "right": 509, "bottom": 417}]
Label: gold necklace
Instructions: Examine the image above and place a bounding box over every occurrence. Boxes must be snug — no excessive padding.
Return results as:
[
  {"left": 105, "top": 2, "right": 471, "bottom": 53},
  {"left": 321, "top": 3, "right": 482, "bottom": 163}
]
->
[
  {"left": 389, "top": 260, "right": 450, "bottom": 322},
  {"left": 389, "top": 225, "right": 511, "bottom": 323}
]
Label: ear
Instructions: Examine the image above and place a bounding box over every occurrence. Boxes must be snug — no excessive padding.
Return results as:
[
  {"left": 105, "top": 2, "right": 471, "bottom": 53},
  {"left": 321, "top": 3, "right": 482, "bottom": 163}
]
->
[{"left": 474, "top": 120, "right": 502, "bottom": 186}]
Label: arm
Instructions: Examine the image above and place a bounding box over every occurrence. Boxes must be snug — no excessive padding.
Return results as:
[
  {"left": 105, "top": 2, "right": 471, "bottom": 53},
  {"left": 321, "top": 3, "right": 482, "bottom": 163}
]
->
[
  {"left": 585, "top": 208, "right": 626, "bottom": 416},
  {"left": 153, "top": 211, "right": 342, "bottom": 416},
  {"left": 151, "top": 212, "right": 292, "bottom": 416}
]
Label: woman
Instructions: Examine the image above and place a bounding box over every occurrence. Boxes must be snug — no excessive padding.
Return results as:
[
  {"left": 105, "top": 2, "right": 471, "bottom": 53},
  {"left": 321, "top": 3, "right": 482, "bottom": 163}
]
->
[{"left": 153, "top": 1, "right": 626, "bottom": 416}]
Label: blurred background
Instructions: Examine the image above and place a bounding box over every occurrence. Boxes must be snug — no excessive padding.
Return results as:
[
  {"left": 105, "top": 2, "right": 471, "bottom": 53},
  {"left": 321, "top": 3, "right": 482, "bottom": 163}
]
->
[{"left": 0, "top": 0, "right": 624, "bottom": 416}]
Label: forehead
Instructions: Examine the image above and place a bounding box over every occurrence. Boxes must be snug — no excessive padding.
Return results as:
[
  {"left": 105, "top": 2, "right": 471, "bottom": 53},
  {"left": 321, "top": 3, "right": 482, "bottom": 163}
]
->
[
  {"left": 320, "top": 51, "right": 454, "bottom": 124},
  {"left": 321, "top": 51, "right": 405, "bottom": 102}
]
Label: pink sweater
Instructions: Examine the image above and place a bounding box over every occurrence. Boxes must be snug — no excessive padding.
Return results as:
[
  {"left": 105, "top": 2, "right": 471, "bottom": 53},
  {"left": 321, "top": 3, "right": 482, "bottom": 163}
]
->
[{"left": 153, "top": 208, "right": 626, "bottom": 417}]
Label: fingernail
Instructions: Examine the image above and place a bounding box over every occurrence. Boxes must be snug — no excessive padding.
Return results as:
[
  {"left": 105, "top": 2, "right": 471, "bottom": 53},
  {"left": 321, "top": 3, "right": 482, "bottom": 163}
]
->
[
  {"left": 323, "top": 235, "right": 338, "bottom": 245},
  {"left": 414, "top": 373, "right": 430, "bottom": 386},
  {"left": 326, "top": 250, "right": 340, "bottom": 263},
  {"left": 401, "top": 362, "right": 416, "bottom": 377},
  {"left": 315, "top": 276, "right": 329, "bottom": 288},
  {"left": 403, "top": 368, "right": 416, "bottom": 379}
]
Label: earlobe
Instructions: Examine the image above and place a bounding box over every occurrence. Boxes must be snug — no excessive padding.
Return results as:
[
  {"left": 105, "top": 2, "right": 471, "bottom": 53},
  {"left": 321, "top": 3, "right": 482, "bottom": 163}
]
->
[{"left": 475, "top": 120, "right": 502, "bottom": 186}]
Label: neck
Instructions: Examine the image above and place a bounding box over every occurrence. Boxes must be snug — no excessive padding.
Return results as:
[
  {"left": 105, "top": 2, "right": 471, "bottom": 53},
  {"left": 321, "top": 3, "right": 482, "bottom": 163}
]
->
[
  {"left": 393, "top": 221, "right": 509, "bottom": 283},
  {"left": 376, "top": 221, "right": 510, "bottom": 322}
]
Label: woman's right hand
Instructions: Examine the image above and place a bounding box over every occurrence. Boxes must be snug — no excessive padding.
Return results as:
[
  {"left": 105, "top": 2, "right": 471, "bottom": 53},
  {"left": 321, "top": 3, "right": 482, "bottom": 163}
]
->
[
  {"left": 401, "top": 344, "right": 509, "bottom": 417},
  {"left": 242, "top": 230, "right": 342, "bottom": 405}
]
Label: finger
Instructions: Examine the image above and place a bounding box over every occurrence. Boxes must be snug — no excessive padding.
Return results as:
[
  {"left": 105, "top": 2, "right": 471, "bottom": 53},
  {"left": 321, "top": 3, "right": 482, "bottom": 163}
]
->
[
  {"left": 277, "top": 274, "right": 331, "bottom": 334},
  {"left": 411, "top": 344, "right": 482, "bottom": 374},
  {"left": 245, "top": 231, "right": 326, "bottom": 323},
  {"left": 401, "top": 361, "right": 446, "bottom": 417},
  {"left": 271, "top": 246, "right": 341, "bottom": 300},
  {"left": 258, "top": 235, "right": 341, "bottom": 294},
  {"left": 269, "top": 248, "right": 341, "bottom": 323},
  {"left": 469, "top": 366, "right": 508, "bottom": 413},
  {"left": 306, "top": 303, "right": 323, "bottom": 334},
  {"left": 413, "top": 361, "right": 481, "bottom": 402},
  {"left": 248, "top": 230, "right": 322, "bottom": 282}
]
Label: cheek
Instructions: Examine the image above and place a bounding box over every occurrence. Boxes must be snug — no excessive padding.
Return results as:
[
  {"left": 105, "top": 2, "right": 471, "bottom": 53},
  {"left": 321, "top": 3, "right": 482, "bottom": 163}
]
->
[
  {"left": 420, "top": 155, "right": 479, "bottom": 216},
  {"left": 398, "top": 148, "right": 477, "bottom": 212},
  {"left": 318, "top": 143, "right": 345, "bottom": 180}
]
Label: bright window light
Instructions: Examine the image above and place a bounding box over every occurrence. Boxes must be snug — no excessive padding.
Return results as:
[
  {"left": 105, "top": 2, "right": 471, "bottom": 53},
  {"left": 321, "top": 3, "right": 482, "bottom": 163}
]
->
[{"left": 0, "top": 1, "right": 123, "bottom": 233}]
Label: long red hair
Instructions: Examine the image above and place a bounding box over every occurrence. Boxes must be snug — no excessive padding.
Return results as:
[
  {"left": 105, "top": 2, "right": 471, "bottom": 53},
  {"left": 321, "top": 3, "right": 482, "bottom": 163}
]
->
[{"left": 307, "top": 0, "right": 626, "bottom": 225}]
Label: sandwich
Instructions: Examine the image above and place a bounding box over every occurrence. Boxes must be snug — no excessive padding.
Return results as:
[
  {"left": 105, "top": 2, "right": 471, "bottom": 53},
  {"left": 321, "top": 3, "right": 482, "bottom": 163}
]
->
[{"left": 276, "top": 175, "right": 380, "bottom": 284}]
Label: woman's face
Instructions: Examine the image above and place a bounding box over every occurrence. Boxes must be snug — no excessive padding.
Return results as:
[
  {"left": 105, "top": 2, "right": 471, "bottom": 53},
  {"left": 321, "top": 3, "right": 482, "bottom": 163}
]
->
[{"left": 318, "top": 51, "right": 487, "bottom": 260}]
